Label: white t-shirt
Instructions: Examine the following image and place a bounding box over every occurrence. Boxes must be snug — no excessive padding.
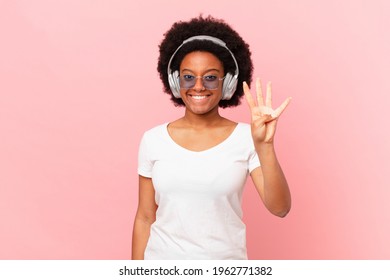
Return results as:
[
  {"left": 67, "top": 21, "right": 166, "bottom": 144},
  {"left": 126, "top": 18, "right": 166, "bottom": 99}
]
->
[{"left": 138, "top": 122, "right": 260, "bottom": 259}]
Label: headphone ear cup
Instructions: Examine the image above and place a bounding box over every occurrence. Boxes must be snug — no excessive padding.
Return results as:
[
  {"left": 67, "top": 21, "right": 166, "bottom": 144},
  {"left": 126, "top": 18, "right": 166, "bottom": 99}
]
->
[
  {"left": 222, "top": 73, "right": 238, "bottom": 100},
  {"left": 168, "top": 70, "right": 181, "bottom": 98}
]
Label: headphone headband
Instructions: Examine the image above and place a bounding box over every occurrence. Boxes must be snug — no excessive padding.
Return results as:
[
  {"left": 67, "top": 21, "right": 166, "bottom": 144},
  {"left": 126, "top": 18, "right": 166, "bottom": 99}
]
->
[{"left": 167, "top": 35, "right": 239, "bottom": 100}]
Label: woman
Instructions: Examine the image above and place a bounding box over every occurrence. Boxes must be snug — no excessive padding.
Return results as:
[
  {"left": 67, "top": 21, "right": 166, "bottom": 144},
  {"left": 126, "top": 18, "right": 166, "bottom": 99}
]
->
[{"left": 132, "top": 15, "right": 291, "bottom": 260}]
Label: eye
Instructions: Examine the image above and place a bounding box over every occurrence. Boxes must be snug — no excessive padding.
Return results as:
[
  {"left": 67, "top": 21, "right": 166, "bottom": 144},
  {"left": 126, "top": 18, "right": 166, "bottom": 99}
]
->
[
  {"left": 203, "top": 75, "right": 218, "bottom": 81},
  {"left": 182, "top": 74, "right": 195, "bottom": 81}
]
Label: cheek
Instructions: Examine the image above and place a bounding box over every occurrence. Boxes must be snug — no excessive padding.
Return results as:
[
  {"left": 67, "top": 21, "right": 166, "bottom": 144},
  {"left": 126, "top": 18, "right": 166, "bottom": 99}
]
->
[
  {"left": 215, "top": 89, "right": 223, "bottom": 100},
  {"left": 179, "top": 88, "right": 188, "bottom": 98}
]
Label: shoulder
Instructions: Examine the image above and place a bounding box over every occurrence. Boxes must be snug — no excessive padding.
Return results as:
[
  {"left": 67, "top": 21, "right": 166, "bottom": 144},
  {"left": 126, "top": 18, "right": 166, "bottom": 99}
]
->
[
  {"left": 236, "top": 122, "right": 252, "bottom": 135},
  {"left": 139, "top": 123, "right": 169, "bottom": 149},
  {"left": 233, "top": 122, "right": 254, "bottom": 146},
  {"left": 142, "top": 123, "right": 168, "bottom": 138},
  {"left": 237, "top": 122, "right": 251, "bottom": 129},
  {"left": 139, "top": 123, "right": 170, "bottom": 156}
]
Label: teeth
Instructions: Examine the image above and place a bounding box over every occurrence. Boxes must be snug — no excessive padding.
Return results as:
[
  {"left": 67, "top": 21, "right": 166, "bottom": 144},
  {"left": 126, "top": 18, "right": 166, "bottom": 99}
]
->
[{"left": 191, "top": 95, "right": 207, "bottom": 100}]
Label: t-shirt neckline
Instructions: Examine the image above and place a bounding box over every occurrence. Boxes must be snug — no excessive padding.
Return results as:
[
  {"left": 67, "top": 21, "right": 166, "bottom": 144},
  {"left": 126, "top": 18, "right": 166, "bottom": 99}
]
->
[{"left": 163, "top": 122, "right": 242, "bottom": 154}]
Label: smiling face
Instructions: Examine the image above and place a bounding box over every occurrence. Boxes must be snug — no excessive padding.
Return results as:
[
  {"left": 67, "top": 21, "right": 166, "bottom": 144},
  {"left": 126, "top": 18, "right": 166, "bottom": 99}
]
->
[{"left": 179, "top": 51, "right": 224, "bottom": 116}]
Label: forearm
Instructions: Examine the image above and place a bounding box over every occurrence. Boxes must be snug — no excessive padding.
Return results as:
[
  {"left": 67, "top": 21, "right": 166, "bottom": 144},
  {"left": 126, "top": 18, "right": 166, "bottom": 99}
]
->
[
  {"left": 255, "top": 143, "right": 291, "bottom": 217},
  {"left": 131, "top": 216, "right": 153, "bottom": 260}
]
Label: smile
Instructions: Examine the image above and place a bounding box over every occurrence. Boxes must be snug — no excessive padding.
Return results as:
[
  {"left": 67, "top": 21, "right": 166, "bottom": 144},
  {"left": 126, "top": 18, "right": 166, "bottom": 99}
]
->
[
  {"left": 192, "top": 95, "right": 207, "bottom": 100},
  {"left": 189, "top": 94, "right": 210, "bottom": 100}
]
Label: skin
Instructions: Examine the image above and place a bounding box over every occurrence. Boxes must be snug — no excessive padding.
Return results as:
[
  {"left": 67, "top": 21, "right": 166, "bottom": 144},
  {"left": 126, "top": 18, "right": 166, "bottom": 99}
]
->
[{"left": 132, "top": 51, "right": 291, "bottom": 259}]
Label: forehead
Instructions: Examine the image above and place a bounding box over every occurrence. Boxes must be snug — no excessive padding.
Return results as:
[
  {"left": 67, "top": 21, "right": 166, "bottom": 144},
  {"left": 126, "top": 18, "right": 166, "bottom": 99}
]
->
[{"left": 180, "top": 51, "right": 223, "bottom": 71}]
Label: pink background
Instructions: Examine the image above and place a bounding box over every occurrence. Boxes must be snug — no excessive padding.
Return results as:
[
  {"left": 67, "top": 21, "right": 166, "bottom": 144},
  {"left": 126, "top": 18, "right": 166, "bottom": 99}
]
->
[{"left": 1, "top": 0, "right": 389, "bottom": 259}]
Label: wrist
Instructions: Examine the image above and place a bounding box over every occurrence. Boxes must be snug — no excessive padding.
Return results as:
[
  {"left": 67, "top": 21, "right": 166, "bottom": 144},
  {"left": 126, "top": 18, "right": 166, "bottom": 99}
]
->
[
  {"left": 255, "top": 141, "right": 275, "bottom": 152},
  {"left": 255, "top": 142, "right": 277, "bottom": 161}
]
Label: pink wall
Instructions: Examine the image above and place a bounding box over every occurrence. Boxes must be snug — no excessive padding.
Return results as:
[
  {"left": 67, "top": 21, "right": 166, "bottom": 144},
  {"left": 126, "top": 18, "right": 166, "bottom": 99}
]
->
[{"left": 1, "top": 0, "right": 389, "bottom": 259}]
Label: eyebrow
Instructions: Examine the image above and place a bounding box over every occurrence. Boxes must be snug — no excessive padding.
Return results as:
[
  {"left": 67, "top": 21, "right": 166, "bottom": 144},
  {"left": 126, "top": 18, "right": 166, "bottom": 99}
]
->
[{"left": 181, "top": 68, "right": 221, "bottom": 73}]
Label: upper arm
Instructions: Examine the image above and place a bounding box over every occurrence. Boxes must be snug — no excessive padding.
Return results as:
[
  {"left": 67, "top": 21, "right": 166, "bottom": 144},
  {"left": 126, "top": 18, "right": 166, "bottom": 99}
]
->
[
  {"left": 135, "top": 175, "right": 158, "bottom": 223},
  {"left": 250, "top": 166, "right": 265, "bottom": 203}
]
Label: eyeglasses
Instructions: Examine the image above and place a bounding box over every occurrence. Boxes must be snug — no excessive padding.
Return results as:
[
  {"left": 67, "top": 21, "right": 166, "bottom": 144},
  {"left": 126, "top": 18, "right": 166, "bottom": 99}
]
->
[{"left": 179, "top": 74, "right": 225, "bottom": 90}]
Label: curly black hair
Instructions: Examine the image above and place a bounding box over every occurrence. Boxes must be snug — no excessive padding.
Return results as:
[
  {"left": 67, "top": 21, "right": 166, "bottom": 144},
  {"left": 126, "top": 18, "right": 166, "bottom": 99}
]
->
[{"left": 157, "top": 15, "right": 253, "bottom": 108}]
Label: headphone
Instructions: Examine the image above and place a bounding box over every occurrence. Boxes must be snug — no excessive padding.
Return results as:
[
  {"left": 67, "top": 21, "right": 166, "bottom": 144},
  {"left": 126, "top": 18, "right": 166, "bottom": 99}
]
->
[{"left": 167, "top": 35, "right": 239, "bottom": 100}]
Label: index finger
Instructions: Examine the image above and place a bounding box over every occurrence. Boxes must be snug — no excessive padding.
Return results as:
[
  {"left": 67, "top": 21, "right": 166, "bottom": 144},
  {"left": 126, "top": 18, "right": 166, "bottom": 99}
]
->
[{"left": 243, "top": 81, "right": 256, "bottom": 109}]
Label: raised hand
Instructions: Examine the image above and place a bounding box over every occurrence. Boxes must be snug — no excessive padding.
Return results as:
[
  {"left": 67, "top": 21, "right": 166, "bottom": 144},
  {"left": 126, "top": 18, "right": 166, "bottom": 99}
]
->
[{"left": 243, "top": 78, "right": 291, "bottom": 145}]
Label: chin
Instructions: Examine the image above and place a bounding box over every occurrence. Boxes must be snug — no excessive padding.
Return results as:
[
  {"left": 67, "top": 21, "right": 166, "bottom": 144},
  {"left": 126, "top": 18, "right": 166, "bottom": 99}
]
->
[{"left": 187, "top": 105, "right": 219, "bottom": 116}]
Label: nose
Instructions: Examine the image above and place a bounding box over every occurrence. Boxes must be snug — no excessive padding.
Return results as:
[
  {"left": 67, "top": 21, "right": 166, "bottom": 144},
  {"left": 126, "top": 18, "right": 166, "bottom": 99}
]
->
[{"left": 193, "top": 77, "right": 205, "bottom": 92}]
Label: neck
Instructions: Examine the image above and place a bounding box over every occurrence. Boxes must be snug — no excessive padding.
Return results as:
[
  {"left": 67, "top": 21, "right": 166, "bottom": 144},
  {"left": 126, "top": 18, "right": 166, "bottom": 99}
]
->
[{"left": 182, "top": 108, "right": 224, "bottom": 128}]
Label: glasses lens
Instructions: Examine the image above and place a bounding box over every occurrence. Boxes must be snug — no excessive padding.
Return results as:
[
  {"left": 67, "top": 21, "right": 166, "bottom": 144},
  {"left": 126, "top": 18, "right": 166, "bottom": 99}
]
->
[
  {"left": 203, "top": 75, "right": 219, "bottom": 89},
  {"left": 179, "top": 75, "right": 221, "bottom": 90},
  {"left": 180, "top": 75, "right": 196, "bottom": 89}
]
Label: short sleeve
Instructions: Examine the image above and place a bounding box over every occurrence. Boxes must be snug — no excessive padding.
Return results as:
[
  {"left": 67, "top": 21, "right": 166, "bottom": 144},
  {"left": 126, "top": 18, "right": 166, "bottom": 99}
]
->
[
  {"left": 241, "top": 123, "right": 261, "bottom": 173},
  {"left": 248, "top": 148, "right": 261, "bottom": 173},
  {"left": 138, "top": 133, "right": 153, "bottom": 178}
]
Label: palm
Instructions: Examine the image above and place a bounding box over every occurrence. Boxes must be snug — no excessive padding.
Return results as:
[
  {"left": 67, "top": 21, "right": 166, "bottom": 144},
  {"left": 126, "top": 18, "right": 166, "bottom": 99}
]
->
[{"left": 243, "top": 79, "right": 291, "bottom": 144}]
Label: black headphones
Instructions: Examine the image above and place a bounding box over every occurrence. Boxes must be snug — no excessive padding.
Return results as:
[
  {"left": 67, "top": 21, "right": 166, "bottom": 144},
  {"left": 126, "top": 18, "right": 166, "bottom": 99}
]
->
[{"left": 167, "top": 35, "right": 239, "bottom": 100}]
